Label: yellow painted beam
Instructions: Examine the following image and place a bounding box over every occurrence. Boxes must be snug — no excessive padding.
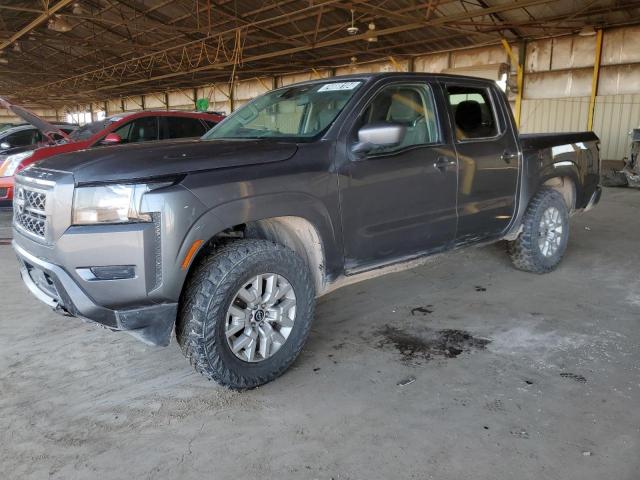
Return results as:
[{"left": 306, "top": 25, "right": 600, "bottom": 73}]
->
[
  {"left": 587, "top": 29, "right": 604, "bottom": 131},
  {"left": 501, "top": 38, "right": 524, "bottom": 129},
  {"left": 0, "top": 0, "right": 75, "bottom": 51}
]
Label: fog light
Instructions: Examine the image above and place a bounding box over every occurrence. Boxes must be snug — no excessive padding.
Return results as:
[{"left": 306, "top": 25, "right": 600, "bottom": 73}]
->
[{"left": 89, "top": 265, "right": 136, "bottom": 280}]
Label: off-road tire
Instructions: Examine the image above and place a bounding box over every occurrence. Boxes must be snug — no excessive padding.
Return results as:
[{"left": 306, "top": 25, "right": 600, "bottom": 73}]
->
[
  {"left": 507, "top": 188, "right": 569, "bottom": 274},
  {"left": 176, "top": 239, "right": 315, "bottom": 389}
]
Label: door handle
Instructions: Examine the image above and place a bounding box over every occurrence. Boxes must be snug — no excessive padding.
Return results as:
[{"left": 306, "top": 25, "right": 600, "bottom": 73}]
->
[
  {"left": 501, "top": 151, "right": 518, "bottom": 164},
  {"left": 433, "top": 157, "right": 450, "bottom": 173}
]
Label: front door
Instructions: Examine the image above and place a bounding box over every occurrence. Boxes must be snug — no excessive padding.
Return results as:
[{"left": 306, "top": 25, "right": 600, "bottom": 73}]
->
[
  {"left": 338, "top": 81, "right": 458, "bottom": 273},
  {"left": 443, "top": 83, "right": 520, "bottom": 243}
]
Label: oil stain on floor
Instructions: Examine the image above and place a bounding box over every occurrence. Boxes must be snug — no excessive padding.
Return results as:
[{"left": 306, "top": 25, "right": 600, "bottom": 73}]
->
[{"left": 376, "top": 324, "right": 490, "bottom": 362}]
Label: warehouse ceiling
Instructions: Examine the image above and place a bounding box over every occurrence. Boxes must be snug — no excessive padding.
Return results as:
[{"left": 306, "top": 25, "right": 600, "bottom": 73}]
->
[{"left": 1, "top": 0, "right": 639, "bottom": 107}]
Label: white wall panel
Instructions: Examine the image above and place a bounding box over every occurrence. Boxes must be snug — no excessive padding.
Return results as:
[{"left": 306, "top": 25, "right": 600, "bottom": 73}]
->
[
  {"left": 143, "top": 94, "right": 166, "bottom": 109},
  {"left": 413, "top": 52, "right": 450, "bottom": 73},
  {"left": 280, "top": 70, "right": 331, "bottom": 87},
  {"left": 123, "top": 97, "right": 143, "bottom": 112}
]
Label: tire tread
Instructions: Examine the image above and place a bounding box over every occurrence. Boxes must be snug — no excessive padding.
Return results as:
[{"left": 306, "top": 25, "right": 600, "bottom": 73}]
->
[{"left": 176, "top": 239, "right": 315, "bottom": 389}]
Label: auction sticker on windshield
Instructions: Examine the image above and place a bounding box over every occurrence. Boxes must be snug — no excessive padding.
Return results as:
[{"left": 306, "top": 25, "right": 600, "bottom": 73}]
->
[{"left": 318, "top": 82, "right": 361, "bottom": 92}]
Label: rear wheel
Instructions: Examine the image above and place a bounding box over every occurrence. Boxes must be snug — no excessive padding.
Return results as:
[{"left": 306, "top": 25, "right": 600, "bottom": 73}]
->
[
  {"left": 177, "top": 239, "right": 315, "bottom": 389},
  {"left": 507, "top": 188, "right": 569, "bottom": 273}
]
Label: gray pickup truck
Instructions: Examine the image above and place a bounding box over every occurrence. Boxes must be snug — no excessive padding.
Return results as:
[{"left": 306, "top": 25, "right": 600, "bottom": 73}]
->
[{"left": 13, "top": 73, "right": 601, "bottom": 388}]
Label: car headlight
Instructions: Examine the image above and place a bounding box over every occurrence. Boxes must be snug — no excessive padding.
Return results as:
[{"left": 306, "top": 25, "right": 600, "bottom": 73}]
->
[
  {"left": 72, "top": 182, "right": 170, "bottom": 225},
  {"left": 1, "top": 150, "right": 34, "bottom": 176}
]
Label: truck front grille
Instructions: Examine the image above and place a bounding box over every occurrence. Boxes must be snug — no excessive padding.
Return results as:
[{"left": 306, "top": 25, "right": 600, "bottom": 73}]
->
[{"left": 14, "top": 185, "right": 48, "bottom": 239}]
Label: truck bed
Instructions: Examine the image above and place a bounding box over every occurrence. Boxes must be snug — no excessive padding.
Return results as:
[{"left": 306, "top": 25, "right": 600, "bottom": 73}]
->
[{"left": 518, "top": 131, "right": 600, "bottom": 211}]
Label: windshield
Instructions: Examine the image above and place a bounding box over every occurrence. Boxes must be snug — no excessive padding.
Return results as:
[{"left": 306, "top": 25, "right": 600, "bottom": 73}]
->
[
  {"left": 69, "top": 118, "right": 112, "bottom": 141},
  {"left": 203, "top": 80, "right": 363, "bottom": 141}
]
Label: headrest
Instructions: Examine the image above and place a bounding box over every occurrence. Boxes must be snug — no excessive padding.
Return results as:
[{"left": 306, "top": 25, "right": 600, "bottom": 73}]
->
[
  {"left": 455, "top": 100, "right": 482, "bottom": 132},
  {"left": 388, "top": 90, "right": 424, "bottom": 123}
]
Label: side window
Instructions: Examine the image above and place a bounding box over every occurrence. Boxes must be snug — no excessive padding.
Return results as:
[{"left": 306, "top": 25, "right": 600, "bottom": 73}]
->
[
  {"left": 446, "top": 85, "right": 499, "bottom": 140},
  {"left": 112, "top": 121, "right": 134, "bottom": 142},
  {"left": 129, "top": 116, "right": 159, "bottom": 143},
  {"left": 5, "top": 129, "right": 37, "bottom": 147},
  {"left": 161, "top": 117, "right": 207, "bottom": 139},
  {"left": 354, "top": 83, "right": 439, "bottom": 154}
]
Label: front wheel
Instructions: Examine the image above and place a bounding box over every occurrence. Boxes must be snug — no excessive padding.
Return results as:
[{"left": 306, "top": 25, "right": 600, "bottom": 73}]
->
[
  {"left": 177, "top": 239, "right": 315, "bottom": 389},
  {"left": 507, "top": 188, "right": 569, "bottom": 273}
]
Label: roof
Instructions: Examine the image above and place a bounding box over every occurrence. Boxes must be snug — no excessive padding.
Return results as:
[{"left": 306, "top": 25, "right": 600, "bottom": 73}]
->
[{"left": 0, "top": 1, "right": 638, "bottom": 107}]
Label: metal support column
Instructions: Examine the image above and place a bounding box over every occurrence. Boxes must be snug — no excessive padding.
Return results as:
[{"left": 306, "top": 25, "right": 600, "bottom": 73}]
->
[
  {"left": 501, "top": 38, "right": 525, "bottom": 129},
  {"left": 587, "top": 29, "right": 603, "bottom": 131}
]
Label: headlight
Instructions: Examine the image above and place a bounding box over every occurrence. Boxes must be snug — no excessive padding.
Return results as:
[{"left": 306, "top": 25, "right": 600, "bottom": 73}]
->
[
  {"left": 72, "top": 182, "right": 169, "bottom": 225},
  {"left": 1, "top": 150, "right": 34, "bottom": 176}
]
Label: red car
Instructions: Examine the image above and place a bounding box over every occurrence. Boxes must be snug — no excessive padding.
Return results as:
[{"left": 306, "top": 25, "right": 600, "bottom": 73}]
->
[{"left": 0, "top": 105, "right": 223, "bottom": 204}]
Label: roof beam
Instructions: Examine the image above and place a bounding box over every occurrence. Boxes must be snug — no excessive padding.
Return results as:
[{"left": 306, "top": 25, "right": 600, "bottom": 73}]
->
[
  {"left": 87, "top": 0, "right": 559, "bottom": 93},
  {"left": 0, "top": 0, "right": 75, "bottom": 51}
]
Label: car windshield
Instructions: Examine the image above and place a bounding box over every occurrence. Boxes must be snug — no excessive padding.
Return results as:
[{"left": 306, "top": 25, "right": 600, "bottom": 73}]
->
[
  {"left": 69, "top": 118, "right": 114, "bottom": 141},
  {"left": 203, "top": 80, "right": 363, "bottom": 141}
]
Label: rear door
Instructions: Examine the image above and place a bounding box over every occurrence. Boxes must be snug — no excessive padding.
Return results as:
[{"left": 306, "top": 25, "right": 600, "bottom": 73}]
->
[
  {"left": 160, "top": 116, "right": 209, "bottom": 140},
  {"left": 338, "top": 80, "right": 458, "bottom": 272},
  {"left": 443, "top": 82, "right": 520, "bottom": 242}
]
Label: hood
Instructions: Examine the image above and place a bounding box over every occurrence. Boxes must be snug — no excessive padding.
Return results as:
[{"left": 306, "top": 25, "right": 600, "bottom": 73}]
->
[
  {"left": 34, "top": 139, "right": 299, "bottom": 183},
  {"left": 0, "top": 97, "right": 70, "bottom": 142}
]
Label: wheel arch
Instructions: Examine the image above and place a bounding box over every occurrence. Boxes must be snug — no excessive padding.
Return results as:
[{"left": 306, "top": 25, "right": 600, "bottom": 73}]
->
[
  {"left": 172, "top": 193, "right": 340, "bottom": 301},
  {"left": 542, "top": 175, "right": 577, "bottom": 212}
]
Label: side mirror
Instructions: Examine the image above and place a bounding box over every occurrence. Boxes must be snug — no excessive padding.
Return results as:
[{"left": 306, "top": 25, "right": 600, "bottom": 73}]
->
[
  {"left": 100, "top": 133, "right": 122, "bottom": 145},
  {"left": 352, "top": 122, "right": 406, "bottom": 155},
  {"left": 0, "top": 142, "right": 10, "bottom": 149}
]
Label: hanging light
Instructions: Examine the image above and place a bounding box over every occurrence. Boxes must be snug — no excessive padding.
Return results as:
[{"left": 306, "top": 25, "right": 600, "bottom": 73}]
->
[
  {"left": 367, "top": 22, "right": 378, "bottom": 43},
  {"left": 72, "top": 2, "right": 85, "bottom": 15},
  {"left": 12, "top": 42, "right": 22, "bottom": 53},
  {"left": 347, "top": 9, "right": 359, "bottom": 35},
  {"left": 48, "top": 15, "right": 73, "bottom": 33}
]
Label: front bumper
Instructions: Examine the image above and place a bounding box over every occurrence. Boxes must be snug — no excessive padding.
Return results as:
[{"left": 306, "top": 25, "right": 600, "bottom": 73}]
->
[{"left": 14, "top": 241, "right": 177, "bottom": 346}]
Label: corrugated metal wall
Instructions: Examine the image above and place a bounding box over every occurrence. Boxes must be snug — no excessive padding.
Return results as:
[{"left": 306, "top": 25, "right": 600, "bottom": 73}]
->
[
  {"left": 519, "top": 95, "right": 640, "bottom": 161},
  {"left": 519, "top": 25, "right": 640, "bottom": 160},
  {"left": 593, "top": 94, "right": 640, "bottom": 161},
  {"left": 520, "top": 98, "right": 590, "bottom": 134}
]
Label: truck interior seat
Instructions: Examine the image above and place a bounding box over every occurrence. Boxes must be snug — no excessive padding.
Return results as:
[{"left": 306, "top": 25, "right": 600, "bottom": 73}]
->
[{"left": 455, "top": 100, "right": 484, "bottom": 139}]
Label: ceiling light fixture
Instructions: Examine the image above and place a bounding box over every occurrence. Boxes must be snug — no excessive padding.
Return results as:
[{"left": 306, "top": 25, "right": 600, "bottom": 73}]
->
[
  {"left": 367, "top": 22, "right": 378, "bottom": 42},
  {"left": 48, "top": 15, "right": 73, "bottom": 33},
  {"left": 72, "top": 2, "right": 85, "bottom": 15},
  {"left": 347, "top": 9, "right": 359, "bottom": 35}
]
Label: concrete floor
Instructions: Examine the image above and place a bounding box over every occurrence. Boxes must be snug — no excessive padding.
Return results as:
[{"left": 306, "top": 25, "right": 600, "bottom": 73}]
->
[{"left": 0, "top": 189, "right": 639, "bottom": 480}]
